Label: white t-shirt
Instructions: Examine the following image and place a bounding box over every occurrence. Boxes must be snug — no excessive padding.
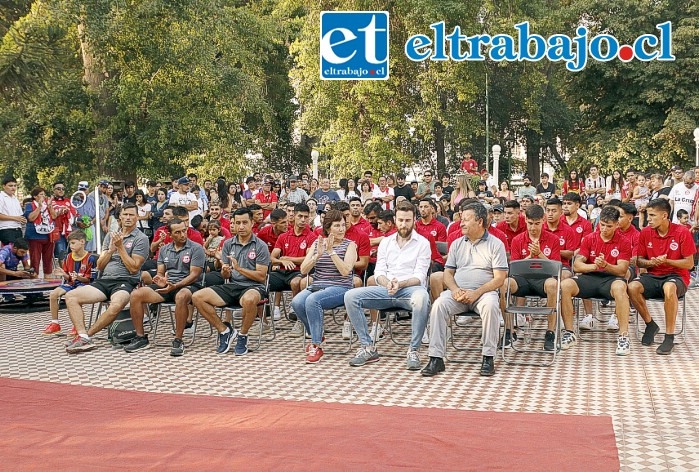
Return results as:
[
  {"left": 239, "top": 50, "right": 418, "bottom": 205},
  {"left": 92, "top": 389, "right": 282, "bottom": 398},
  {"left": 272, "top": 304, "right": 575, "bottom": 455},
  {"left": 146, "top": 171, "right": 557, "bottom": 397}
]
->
[
  {"left": 372, "top": 186, "right": 395, "bottom": 210},
  {"left": 137, "top": 203, "right": 152, "bottom": 229},
  {"left": 668, "top": 182, "right": 698, "bottom": 223},
  {"left": 168, "top": 191, "right": 200, "bottom": 223},
  {"left": 0, "top": 191, "right": 22, "bottom": 230}
]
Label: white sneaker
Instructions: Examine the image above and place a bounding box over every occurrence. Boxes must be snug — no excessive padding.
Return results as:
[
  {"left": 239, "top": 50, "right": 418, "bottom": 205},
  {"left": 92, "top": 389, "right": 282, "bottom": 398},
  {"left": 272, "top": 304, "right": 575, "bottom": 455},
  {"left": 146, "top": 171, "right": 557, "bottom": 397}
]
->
[
  {"left": 273, "top": 306, "right": 281, "bottom": 321},
  {"left": 369, "top": 322, "right": 385, "bottom": 342},
  {"left": 342, "top": 320, "right": 352, "bottom": 340},
  {"left": 579, "top": 314, "right": 595, "bottom": 330},
  {"left": 456, "top": 315, "right": 470, "bottom": 326},
  {"left": 560, "top": 330, "right": 578, "bottom": 350},
  {"left": 616, "top": 334, "right": 630, "bottom": 356},
  {"left": 422, "top": 329, "right": 429, "bottom": 344},
  {"left": 289, "top": 321, "right": 304, "bottom": 338},
  {"left": 607, "top": 315, "right": 619, "bottom": 331},
  {"left": 248, "top": 321, "right": 271, "bottom": 336}
]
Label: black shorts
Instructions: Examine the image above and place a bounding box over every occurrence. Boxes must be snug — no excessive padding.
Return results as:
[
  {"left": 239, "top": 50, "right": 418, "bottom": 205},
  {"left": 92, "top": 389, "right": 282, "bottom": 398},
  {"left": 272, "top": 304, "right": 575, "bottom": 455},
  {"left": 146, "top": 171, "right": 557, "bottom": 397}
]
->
[
  {"left": 431, "top": 261, "right": 445, "bottom": 273},
  {"left": 141, "top": 259, "right": 157, "bottom": 277},
  {"left": 511, "top": 275, "right": 548, "bottom": 298},
  {"left": 637, "top": 273, "right": 687, "bottom": 299},
  {"left": 626, "top": 265, "right": 638, "bottom": 281},
  {"left": 0, "top": 228, "right": 22, "bottom": 245},
  {"left": 269, "top": 270, "right": 301, "bottom": 292},
  {"left": 210, "top": 284, "right": 267, "bottom": 307},
  {"left": 92, "top": 277, "right": 139, "bottom": 298},
  {"left": 573, "top": 273, "right": 625, "bottom": 300},
  {"left": 147, "top": 284, "right": 200, "bottom": 303},
  {"left": 204, "top": 271, "right": 225, "bottom": 287}
]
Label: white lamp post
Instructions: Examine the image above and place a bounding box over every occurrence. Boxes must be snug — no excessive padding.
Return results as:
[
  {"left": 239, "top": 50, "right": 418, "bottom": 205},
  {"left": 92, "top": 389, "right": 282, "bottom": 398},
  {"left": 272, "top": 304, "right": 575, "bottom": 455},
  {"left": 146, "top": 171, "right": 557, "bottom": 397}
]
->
[
  {"left": 311, "top": 149, "right": 319, "bottom": 180},
  {"left": 492, "top": 144, "right": 501, "bottom": 193},
  {"left": 693, "top": 128, "right": 699, "bottom": 167}
]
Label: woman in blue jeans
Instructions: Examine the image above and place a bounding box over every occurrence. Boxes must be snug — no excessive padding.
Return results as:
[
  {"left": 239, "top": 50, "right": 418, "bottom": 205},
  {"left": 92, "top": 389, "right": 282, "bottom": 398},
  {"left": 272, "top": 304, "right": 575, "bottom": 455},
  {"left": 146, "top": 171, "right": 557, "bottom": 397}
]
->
[{"left": 292, "top": 209, "right": 357, "bottom": 364}]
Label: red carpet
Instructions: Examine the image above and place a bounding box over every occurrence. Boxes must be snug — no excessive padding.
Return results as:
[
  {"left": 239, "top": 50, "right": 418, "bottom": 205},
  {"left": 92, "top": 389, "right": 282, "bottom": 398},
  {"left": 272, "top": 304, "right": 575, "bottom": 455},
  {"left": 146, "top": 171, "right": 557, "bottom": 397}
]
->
[{"left": 0, "top": 377, "right": 618, "bottom": 470}]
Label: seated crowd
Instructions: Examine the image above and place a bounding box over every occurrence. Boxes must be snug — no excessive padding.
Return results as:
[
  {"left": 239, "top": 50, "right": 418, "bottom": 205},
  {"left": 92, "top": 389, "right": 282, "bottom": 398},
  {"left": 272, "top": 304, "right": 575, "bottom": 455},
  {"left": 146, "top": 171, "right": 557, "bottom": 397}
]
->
[{"left": 2, "top": 165, "right": 693, "bottom": 377}]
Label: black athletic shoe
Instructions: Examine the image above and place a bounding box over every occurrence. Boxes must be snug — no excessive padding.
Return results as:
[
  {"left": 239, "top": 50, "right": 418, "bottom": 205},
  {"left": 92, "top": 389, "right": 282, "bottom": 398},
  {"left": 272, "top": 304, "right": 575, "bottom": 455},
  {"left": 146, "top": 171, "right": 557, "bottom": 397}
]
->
[
  {"left": 170, "top": 338, "right": 185, "bottom": 357},
  {"left": 123, "top": 335, "right": 150, "bottom": 353},
  {"left": 656, "top": 336, "right": 674, "bottom": 355},
  {"left": 642, "top": 320, "right": 660, "bottom": 346},
  {"left": 480, "top": 356, "right": 495, "bottom": 376},
  {"left": 421, "top": 357, "right": 445, "bottom": 377},
  {"left": 499, "top": 329, "right": 517, "bottom": 349},
  {"left": 544, "top": 330, "right": 556, "bottom": 351}
]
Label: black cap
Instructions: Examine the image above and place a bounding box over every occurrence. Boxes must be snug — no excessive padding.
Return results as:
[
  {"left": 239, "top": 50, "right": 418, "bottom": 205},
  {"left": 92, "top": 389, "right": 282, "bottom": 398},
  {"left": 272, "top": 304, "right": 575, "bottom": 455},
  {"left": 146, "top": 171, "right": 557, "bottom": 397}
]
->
[{"left": 493, "top": 204, "right": 504, "bottom": 212}]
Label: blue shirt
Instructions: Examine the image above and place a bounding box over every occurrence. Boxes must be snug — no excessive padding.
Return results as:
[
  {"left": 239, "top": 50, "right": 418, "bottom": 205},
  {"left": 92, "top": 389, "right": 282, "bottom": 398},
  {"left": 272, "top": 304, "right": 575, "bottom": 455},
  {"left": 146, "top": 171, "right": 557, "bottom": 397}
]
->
[
  {"left": 312, "top": 189, "right": 341, "bottom": 205},
  {"left": 23, "top": 203, "right": 48, "bottom": 241},
  {"left": 0, "top": 244, "right": 29, "bottom": 270}
]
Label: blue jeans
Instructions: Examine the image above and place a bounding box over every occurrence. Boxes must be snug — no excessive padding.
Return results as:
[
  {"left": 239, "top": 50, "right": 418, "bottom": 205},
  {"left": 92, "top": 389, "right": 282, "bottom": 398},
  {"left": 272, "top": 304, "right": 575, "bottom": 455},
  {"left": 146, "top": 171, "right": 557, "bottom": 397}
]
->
[
  {"left": 54, "top": 235, "right": 68, "bottom": 260},
  {"left": 344, "top": 285, "right": 430, "bottom": 350},
  {"left": 291, "top": 285, "right": 350, "bottom": 344}
]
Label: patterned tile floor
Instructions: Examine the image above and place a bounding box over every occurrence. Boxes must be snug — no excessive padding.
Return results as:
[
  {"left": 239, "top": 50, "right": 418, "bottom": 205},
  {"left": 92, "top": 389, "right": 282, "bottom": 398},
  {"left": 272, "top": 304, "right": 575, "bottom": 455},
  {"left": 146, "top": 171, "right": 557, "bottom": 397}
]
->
[{"left": 1, "top": 294, "right": 698, "bottom": 471}]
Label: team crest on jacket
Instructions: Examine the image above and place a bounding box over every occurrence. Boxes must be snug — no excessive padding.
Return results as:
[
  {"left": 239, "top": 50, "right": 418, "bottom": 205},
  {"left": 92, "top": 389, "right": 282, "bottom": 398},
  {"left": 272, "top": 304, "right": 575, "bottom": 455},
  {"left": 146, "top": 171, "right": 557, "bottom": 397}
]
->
[
  {"left": 125, "top": 241, "right": 134, "bottom": 249},
  {"left": 300, "top": 241, "right": 307, "bottom": 249},
  {"left": 576, "top": 227, "right": 582, "bottom": 233},
  {"left": 248, "top": 250, "right": 257, "bottom": 259},
  {"left": 543, "top": 247, "right": 551, "bottom": 256},
  {"left": 610, "top": 248, "right": 619, "bottom": 257},
  {"left": 670, "top": 241, "right": 678, "bottom": 251},
  {"left": 430, "top": 230, "right": 437, "bottom": 237},
  {"left": 182, "top": 254, "right": 190, "bottom": 263},
  {"left": 559, "top": 236, "right": 565, "bottom": 246}
]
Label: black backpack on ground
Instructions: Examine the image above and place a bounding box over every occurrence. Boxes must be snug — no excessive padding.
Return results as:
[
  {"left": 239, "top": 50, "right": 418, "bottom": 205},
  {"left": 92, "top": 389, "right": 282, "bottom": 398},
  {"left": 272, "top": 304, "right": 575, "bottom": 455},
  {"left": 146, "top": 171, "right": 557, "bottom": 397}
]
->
[{"left": 107, "top": 309, "right": 137, "bottom": 345}]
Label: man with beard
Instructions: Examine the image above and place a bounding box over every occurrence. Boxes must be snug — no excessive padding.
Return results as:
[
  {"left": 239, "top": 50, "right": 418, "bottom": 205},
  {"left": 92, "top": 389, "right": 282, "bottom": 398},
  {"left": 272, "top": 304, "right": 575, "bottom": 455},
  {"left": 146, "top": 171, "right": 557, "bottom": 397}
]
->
[{"left": 344, "top": 201, "right": 432, "bottom": 370}]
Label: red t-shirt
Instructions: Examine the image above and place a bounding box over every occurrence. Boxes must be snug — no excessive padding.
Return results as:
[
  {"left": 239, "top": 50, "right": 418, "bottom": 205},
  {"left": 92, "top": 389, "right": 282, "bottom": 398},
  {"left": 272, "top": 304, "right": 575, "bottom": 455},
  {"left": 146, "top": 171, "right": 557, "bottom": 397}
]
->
[
  {"left": 367, "top": 227, "right": 397, "bottom": 263},
  {"left": 273, "top": 226, "right": 318, "bottom": 270},
  {"left": 496, "top": 216, "right": 526, "bottom": 246},
  {"left": 578, "top": 231, "right": 632, "bottom": 273},
  {"left": 257, "top": 225, "right": 284, "bottom": 254},
  {"left": 345, "top": 224, "right": 371, "bottom": 258},
  {"left": 511, "top": 230, "right": 561, "bottom": 261},
  {"left": 447, "top": 221, "right": 462, "bottom": 237},
  {"left": 617, "top": 224, "right": 640, "bottom": 257},
  {"left": 460, "top": 158, "right": 478, "bottom": 174},
  {"left": 637, "top": 223, "right": 696, "bottom": 286},
  {"left": 545, "top": 222, "right": 576, "bottom": 267},
  {"left": 415, "top": 218, "right": 447, "bottom": 265},
  {"left": 562, "top": 214, "right": 593, "bottom": 249},
  {"left": 51, "top": 198, "right": 77, "bottom": 237},
  {"left": 255, "top": 192, "right": 278, "bottom": 219},
  {"left": 314, "top": 226, "right": 324, "bottom": 236},
  {"left": 352, "top": 218, "right": 372, "bottom": 235}
]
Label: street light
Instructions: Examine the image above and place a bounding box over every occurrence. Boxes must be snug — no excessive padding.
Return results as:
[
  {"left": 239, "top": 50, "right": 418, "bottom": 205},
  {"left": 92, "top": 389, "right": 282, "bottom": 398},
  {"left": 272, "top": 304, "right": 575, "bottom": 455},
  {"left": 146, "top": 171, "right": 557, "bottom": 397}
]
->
[
  {"left": 311, "top": 149, "right": 319, "bottom": 180},
  {"left": 693, "top": 128, "right": 699, "bottom": 167},
  {"left": 492, "top": 144, "right": 501, "bottom": 193}
]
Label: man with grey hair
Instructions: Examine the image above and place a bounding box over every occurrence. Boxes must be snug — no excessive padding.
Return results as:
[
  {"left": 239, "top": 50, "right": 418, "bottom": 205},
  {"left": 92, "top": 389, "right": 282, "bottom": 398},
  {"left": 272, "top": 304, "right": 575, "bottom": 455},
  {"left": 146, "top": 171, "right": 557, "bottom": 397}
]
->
[
  {"left": 422, "top": 202, "right": 508, "bottom": 378},
  {"left": 668, "top": 170, "right": 698, "bottom": 224}
]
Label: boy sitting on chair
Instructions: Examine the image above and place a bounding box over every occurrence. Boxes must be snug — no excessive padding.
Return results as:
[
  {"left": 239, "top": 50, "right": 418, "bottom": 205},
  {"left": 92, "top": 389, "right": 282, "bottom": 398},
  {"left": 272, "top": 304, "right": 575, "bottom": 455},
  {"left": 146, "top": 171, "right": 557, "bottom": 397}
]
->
[{"left": 43, "top": 230, "right": 97, "bottom": 336}]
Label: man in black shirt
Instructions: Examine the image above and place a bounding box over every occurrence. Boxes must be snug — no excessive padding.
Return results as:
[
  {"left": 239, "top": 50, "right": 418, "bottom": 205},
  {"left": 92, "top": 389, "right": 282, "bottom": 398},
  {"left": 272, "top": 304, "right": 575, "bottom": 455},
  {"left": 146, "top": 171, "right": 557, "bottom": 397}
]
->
[
  {"left": 441, "top": 173, "right": 454, "bottom": 197},
  {"left": 393, "top": 173, "right": 415, "bottom": 202},
  {"left": 536, "top": 172, "right": 557, "bottom": 200}
]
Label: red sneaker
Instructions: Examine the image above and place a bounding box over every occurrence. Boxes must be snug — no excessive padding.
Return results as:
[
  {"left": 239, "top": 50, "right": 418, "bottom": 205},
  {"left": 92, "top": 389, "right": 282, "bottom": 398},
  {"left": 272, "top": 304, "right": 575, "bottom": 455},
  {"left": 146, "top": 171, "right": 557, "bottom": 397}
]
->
[
  {"left": 42, "top": 322, "right": 61, "bottom": 336},
  {"left": 306, "top": 345, "right": 324, "bottom": 364},
  {"left": 305, "top": 336, "right": 325, "bottom": 353}
]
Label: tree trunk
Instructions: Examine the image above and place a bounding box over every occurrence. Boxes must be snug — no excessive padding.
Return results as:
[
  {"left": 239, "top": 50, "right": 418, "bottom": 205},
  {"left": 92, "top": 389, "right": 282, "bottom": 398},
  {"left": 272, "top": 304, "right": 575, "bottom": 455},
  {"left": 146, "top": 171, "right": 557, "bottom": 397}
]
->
[
  {"left": 434, "top": 119, "right": 445, "bottom": 175},
  {"left": 525, "top": 128, "right": 541, "bottom": 183}
]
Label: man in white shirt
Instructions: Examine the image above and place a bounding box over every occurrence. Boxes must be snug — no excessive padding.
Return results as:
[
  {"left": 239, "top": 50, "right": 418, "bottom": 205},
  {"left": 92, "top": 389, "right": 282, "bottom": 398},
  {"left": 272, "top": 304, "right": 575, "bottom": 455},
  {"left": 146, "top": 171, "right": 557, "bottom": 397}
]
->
[
  {"left": 668, "top": 171, "right": 698, "bottom": 223},
  {"left": 0, "top": 176, "right": 26, "bottom": 245},
  {"left": 344, "top": 200, "right": 431, "bottom": 370},
  {"left": 372, "top": 175, "right": 395, "bottom": 210},
  {"left": 168, "top": 176, "right": 200, "bottom": 224},
  {"left": 585, "top": 165, "right": 606, "bottom": 210}
]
